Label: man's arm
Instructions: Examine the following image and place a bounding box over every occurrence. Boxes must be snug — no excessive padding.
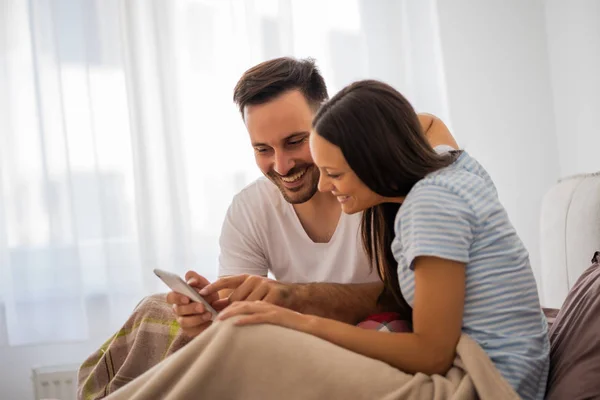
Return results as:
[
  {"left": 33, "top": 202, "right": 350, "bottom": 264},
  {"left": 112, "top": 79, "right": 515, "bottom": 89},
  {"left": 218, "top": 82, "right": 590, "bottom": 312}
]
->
[
  {"left": 290, "top": 281, "right": 384, "bottom": 324},
  {"left": 201, "top": 276, "right": 387, "bottom": 325},
  {"left": 418, "top": 113, "right": 459, "bottom": 149}
]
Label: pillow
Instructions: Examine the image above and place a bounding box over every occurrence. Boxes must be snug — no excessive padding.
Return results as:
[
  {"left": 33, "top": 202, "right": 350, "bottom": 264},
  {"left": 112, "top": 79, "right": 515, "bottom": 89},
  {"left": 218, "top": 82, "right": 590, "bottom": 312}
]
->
[
  {"left": 357, "top": 312, "right": 412, "bottom": 333},
  {"left": 545, "top": 251, "right": 600, "bottom": 400}
]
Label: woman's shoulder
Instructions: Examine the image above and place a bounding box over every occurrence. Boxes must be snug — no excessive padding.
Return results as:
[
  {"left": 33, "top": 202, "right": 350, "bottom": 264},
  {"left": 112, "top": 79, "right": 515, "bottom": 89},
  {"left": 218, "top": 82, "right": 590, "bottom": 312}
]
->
[
  {"left": 413, "top": 152, "right": 497, "bottom": 199},
  {"left": 401, "top": 153, "right": 499, "bottom": 225}
]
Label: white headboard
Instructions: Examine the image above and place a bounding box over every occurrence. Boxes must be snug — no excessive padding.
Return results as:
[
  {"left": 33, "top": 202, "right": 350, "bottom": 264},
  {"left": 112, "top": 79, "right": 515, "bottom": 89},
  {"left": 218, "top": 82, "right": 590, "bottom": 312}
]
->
[{"left": 540, "top": 172, "right": 600, "bottom": 308}]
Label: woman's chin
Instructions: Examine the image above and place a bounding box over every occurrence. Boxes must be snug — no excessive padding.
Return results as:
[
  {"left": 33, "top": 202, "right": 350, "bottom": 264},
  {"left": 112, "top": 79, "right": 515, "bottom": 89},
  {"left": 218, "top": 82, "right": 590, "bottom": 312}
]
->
[{"left": 341, "top": 203, "right": 362, "bottom": 215}]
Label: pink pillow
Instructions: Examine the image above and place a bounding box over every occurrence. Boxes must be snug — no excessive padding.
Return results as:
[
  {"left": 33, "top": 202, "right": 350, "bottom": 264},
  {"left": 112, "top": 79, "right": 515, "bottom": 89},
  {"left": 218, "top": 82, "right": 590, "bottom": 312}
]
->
[{"left": 357, "top": 312, "right": 412, "bottom": 333}]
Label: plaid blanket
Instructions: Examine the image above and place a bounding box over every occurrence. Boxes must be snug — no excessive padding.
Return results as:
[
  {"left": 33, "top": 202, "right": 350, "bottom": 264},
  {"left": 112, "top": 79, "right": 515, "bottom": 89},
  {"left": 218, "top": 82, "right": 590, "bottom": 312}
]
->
[
  {"left": 77, "top": 294, "right": 193, "bottom": 400},
  {"left": 77, "top": 296, "right": 412, "bottom": 400}
]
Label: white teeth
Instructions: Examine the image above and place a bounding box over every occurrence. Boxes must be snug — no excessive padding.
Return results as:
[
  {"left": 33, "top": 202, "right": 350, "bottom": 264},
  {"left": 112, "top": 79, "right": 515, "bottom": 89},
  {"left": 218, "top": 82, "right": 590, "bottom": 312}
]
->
[{"left": 281, "top": 169, "right": 306, "bottom": 183}]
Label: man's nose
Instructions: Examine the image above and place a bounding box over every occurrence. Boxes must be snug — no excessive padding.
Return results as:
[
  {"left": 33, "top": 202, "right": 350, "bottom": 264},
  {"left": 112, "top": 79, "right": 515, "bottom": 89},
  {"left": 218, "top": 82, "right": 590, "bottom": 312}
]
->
[{"left": 273, "top": 151, "right": 294, "bottom": 176}]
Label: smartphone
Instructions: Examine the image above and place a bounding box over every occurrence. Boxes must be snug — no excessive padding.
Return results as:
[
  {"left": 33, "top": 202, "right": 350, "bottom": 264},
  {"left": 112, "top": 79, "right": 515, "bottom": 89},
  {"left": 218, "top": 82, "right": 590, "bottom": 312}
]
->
[{"left": 153, "top": 268, "right": 218, "bottom": 320}]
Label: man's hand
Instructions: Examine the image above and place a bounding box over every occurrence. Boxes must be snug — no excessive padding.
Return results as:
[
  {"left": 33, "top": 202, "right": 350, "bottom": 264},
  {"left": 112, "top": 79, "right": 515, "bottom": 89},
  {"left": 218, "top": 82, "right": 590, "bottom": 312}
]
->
[
  {"left": 200, "top": 274, "right": 296, "bottom": 310},
  {"left": 166, "top": 271, "right": 224, "bottom": 338}
]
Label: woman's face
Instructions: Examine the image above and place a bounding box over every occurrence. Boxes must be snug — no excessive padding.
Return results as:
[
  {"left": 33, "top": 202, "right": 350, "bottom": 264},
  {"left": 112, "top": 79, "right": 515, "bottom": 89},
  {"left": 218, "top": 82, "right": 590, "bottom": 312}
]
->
[{"left": 309, "top": 131, "right": 383, "bottom": 214}]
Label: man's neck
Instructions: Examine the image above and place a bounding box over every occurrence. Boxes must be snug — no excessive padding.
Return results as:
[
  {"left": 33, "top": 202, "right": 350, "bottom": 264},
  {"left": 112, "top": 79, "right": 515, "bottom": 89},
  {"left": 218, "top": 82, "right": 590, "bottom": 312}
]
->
[
  {"left": 293, "top": 190, "right": 340, "bottom": 216},
  {"left": 292, "top": 190, "right": 342, "bottom": 243}
]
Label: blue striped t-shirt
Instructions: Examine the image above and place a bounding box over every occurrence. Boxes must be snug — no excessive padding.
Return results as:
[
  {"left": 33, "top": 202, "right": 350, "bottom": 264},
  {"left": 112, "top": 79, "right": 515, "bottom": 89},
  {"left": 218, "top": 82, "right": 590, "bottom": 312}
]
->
[{"left": 392, "top": 151, "right": 549, "bottom": 400}]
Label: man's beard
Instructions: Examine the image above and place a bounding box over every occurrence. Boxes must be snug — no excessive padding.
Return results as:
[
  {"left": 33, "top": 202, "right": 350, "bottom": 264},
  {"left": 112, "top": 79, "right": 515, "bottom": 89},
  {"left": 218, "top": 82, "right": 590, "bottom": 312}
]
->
[{"left": 267, "top": 164, "right": 320, "bottom": 204}]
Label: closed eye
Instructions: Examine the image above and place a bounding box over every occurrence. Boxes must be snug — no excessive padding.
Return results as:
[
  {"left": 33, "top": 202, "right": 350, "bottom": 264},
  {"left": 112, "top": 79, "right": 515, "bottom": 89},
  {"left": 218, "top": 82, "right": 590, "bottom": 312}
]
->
[
  {"left": 287, "top": 136, "right": 308, "bottom": 147},
  {"left": 254, "top": 147, "right": 271, "bottom": 154}
]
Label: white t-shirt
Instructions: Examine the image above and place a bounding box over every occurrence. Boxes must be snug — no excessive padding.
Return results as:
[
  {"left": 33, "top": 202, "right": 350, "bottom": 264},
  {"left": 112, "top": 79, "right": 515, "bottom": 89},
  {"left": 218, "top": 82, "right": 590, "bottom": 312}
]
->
[{"left": 218, "top": 177, "right": 378, "bottom": 284}]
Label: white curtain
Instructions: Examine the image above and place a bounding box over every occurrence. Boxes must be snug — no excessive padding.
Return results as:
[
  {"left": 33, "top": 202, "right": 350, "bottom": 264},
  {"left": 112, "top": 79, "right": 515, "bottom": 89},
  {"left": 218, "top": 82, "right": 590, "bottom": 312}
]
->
[{"left": 0, "top": 0, "right": 443, "bottom": 347}]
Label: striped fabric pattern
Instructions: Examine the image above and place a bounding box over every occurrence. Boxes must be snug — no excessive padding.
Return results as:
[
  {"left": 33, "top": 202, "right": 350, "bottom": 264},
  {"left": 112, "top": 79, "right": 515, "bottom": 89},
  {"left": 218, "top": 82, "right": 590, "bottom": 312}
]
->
[{"left": 392, "top": 151, "right": 549, "bottom": 400}]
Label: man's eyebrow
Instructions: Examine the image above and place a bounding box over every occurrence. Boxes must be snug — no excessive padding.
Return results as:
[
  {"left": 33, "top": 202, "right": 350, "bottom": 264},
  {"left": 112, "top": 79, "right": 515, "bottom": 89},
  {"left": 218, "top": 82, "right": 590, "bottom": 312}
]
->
[
  {"left": 251, "top": 131, "right": 310, "bottom": 147},
  {"left": 284, "top": 131, "right": 310, "bottom": 140}
]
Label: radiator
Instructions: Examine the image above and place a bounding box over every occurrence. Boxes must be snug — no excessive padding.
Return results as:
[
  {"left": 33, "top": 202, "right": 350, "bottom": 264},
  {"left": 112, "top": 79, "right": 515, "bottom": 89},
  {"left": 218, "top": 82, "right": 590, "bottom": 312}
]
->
[{"left": 31, "top": 364, "right": 79, "bottom": 400}]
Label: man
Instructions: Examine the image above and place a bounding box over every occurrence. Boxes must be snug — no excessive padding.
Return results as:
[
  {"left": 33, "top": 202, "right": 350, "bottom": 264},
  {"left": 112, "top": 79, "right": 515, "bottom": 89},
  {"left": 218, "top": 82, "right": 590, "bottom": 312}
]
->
[{"left": 77, "top": 57, "right": 458, "bottom": 399}]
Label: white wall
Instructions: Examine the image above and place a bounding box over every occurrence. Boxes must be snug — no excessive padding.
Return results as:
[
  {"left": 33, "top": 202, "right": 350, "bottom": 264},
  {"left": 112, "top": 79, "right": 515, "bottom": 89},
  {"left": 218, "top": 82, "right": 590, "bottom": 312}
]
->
[
  {"left": 359, "top": 0, "right": 451, "bottom": 122},
  {"left": 545, "top": 0, "right": 600, "bottom": 178},
  {"left": 434, "top": 0, "right": 561, "bottom": 296}
]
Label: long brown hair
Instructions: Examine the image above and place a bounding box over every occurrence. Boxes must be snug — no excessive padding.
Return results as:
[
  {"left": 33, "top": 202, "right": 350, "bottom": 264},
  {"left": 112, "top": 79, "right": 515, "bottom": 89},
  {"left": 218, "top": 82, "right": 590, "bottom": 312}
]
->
[{"left": 313, "top": 80, "right": 457, "bottom": 317}]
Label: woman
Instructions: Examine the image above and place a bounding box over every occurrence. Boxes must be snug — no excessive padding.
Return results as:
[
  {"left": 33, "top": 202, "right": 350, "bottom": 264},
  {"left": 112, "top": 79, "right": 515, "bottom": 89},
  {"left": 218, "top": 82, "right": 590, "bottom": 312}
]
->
[{"left": 106, "top": 81, "right": 548, "bottom": 400}]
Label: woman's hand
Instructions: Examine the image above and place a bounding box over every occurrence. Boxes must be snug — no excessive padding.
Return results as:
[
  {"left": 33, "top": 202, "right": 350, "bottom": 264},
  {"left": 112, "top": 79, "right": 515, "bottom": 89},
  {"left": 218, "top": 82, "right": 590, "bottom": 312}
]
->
[{"left": 218, "top": 300, "right": 314, "bottom": 332}]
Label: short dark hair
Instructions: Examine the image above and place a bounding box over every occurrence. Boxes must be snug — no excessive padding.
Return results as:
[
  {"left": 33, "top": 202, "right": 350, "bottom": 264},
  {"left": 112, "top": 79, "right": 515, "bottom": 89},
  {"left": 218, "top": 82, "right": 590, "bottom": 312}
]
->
[
  {"left": 313, "top": 80, "right": 457, "bottom": 317},
  {"left": 233, "top": 57, "right": 328, "bottom": 116}
]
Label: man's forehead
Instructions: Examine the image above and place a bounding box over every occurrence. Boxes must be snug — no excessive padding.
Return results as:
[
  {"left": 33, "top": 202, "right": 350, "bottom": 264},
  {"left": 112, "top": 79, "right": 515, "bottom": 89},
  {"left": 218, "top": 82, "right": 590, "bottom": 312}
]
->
[
  {"left": 243, "top": 90, "right": 313, "bottom": 121},
  {"left": 245, "top": 93, "right": 314, "bottom": 145}
]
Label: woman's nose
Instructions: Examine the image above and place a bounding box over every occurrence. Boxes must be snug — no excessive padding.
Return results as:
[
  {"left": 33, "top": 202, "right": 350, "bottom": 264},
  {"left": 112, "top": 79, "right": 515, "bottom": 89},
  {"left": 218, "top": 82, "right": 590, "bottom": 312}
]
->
[{"left": 317, "top": 175, "right": 333, "bottom": 193}]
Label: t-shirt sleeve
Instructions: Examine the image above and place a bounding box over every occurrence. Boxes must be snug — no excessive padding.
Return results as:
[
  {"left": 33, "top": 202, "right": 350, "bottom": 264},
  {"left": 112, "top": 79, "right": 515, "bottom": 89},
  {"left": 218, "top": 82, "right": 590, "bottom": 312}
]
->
[
  {"left": 218, "top": 194, "right": 269, "bottom": 277},
  {"left": 397, "top": 183, "right": 475, "bottom": 269}
]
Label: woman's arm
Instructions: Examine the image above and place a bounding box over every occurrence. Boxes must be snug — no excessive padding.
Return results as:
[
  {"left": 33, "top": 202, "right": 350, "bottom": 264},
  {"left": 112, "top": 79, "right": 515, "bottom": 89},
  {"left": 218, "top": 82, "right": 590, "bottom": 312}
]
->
[
  {"left": 220, "top": 256, "right": 466, "bottom": 376},
  {"left": 305, "top": 256, "right": 465, "bottom": 375}
]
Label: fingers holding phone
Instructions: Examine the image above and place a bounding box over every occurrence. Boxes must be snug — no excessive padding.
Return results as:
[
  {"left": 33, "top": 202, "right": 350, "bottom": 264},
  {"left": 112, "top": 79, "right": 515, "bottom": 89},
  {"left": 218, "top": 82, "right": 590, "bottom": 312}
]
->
[{"left": 161, "top": 270, "right": 219, "bottom": 338}]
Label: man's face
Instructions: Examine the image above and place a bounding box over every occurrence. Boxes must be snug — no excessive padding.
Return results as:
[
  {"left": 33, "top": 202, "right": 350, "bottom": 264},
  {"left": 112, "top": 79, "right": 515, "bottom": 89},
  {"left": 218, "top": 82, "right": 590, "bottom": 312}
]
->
[{"left": 244, "top": 90, "right": 320, "bottom": 204}]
